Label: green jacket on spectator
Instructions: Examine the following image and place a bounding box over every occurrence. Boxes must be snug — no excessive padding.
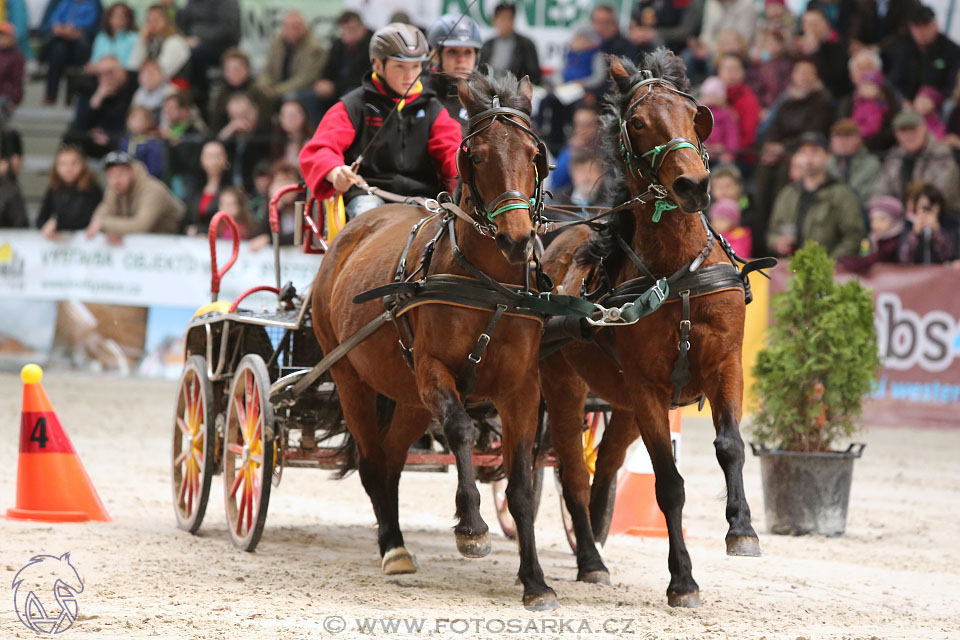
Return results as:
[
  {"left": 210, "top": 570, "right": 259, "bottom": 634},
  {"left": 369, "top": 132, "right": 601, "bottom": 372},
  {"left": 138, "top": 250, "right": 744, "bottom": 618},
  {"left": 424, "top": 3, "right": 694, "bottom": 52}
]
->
[
  {"left": 257, "top": 32, "right": 326, "bottom": 99},
  {"left": 827, "top": 147, "right": 881, "bottom": 206},
  {"left": 767, "top": 178, "right": 865, "bottom": 258}
]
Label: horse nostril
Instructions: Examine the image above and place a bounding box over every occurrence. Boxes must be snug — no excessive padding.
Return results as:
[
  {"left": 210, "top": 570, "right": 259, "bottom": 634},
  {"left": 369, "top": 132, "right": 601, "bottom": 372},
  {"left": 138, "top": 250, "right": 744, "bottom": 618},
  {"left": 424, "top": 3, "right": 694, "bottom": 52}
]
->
[{"left": 672, "top": 175, "right": 710, "bottom": 201}]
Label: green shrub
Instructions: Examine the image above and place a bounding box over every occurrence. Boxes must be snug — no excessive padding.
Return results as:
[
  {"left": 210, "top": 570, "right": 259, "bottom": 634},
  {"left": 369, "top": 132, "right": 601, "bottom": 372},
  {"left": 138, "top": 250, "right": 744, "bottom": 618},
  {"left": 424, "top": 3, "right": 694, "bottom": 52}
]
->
[{"left": 751, "top": 243, "right": 881, "bottom": 451}]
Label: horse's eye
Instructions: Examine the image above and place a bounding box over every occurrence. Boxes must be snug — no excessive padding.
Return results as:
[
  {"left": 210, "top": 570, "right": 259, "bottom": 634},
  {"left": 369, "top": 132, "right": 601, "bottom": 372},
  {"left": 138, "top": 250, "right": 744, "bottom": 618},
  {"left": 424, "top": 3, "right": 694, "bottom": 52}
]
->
[
  {"left": 470, "top": 154, "right": 483, "bottom": 165},
  {"left": 630, "top": 119, "right": 645, "bottom": 131}
]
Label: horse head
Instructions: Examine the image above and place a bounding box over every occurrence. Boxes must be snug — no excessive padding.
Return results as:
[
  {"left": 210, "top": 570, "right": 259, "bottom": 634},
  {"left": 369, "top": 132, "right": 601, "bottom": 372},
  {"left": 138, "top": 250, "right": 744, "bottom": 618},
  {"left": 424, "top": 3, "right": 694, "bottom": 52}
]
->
[
  {"left": 457, "top": 71, "right": 545, "bottom": 264},
  {"left": 608, "top": 50, "right": 712, "bottom": 214}
]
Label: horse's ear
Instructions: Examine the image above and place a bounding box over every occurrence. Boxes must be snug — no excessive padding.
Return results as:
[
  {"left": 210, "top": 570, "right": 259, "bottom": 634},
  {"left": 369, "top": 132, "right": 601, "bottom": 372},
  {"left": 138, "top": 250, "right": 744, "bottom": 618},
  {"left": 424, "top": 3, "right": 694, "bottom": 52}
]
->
[
  {"left": 518, "top": 75, "right": 534, "bottom": 104},
  {"left": 457, "top": 78, "right": 478, "bottom": 114},
  {"left": 694, "top": 105, "right": 714, "bottom": 143},
  {"left": 608, "top": 57, "right": 633, "bottom": 95}
]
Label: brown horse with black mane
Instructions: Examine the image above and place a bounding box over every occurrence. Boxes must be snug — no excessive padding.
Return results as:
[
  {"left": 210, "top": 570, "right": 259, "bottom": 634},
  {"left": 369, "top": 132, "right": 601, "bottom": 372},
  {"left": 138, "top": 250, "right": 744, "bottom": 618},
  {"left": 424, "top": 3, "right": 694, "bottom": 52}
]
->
[
  {"left": 540, "top": 50, "right": 764, "bottom": 607},
  {"left": 310, "top": 71, "right": 559, "bottom": 610}
]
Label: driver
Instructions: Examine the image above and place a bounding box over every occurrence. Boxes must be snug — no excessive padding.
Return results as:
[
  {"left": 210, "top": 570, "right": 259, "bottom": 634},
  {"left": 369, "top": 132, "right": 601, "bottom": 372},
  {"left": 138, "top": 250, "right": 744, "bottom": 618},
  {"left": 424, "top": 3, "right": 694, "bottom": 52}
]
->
[
  {"left": 299, "top": 23, "right": 461, "bottom": 219},
  {"left": 426, "top": 14, "right": 483, "bottom": 132}
]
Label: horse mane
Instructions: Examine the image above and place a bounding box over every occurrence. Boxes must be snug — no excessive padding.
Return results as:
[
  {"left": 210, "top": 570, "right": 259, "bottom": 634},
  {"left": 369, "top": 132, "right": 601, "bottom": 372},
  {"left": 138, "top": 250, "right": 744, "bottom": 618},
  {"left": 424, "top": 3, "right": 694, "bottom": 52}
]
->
[
  {"left": 575, "top": 48, "right": 689, "bottom": 271},
  {"left": 460, "top": 68, "right": 533, "bottom": 117}
]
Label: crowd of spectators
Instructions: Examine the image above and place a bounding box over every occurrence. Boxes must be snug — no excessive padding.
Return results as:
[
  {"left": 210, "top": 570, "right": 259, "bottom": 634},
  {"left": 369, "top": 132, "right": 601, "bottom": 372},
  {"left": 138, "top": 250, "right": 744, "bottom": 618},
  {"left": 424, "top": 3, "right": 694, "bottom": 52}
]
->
[{"left": 0, "top": 0, "right": 958, "bottom": 268}]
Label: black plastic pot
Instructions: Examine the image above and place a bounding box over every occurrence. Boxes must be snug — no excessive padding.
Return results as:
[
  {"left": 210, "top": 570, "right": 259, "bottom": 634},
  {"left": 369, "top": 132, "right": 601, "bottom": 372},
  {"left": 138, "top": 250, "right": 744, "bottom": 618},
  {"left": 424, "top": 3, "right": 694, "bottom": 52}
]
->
[{"left": 750, "top": 443, "right": 865, "bottom": 536}]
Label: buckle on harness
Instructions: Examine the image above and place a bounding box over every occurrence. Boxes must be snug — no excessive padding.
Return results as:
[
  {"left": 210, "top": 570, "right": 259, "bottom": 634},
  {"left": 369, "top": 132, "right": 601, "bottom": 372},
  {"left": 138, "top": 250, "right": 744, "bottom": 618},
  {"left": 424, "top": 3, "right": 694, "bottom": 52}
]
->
[
  {"left": 469, "top": 333, "right": 491, "bottom": 363},
  {"left": 423, "top": 198, "right": 441, "bottom": 213}
]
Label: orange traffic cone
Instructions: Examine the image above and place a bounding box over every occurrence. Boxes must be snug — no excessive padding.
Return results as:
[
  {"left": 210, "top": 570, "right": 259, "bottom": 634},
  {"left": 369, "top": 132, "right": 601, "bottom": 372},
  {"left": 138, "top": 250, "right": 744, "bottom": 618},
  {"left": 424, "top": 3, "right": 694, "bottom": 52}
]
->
[
  {"left": 6, "top": 364, "right": 110, "bottom": 522},
  {"left": 608, "top": 410, "right": 681, "bottom": 538}
]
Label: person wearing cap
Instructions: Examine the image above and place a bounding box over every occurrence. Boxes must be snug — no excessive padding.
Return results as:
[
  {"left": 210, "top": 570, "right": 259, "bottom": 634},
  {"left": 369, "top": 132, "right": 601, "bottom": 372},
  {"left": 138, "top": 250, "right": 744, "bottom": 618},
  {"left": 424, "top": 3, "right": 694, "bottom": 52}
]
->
[
  {"left": 480, "top": 3, "right": 542, "bottom": 86},
  {"left": 0, "top": 22, "right": 24, "bottom": 115},
  {"left": 871, "top": 108, "right": 960, "bottom": 211},
  {"left": 299, "top": 22, "right": 461, "bottom": 219},
  {"left": 85, "top": 150, "right": 185, "bottom": 241},
  {"left": 827, "top": 118, "right": 881, "bottom": 206},
  {"left": 426, "top": 13, "right": 483, "bottom": 131},
  {"left": 767, "top": 131, "right": 865, "bottom": 258},
  {"left": 884, "top": 4, "right": 960, "bottom": 101},
  {"left": 837, "top": 196, "right": 908, "bottom": 272}
]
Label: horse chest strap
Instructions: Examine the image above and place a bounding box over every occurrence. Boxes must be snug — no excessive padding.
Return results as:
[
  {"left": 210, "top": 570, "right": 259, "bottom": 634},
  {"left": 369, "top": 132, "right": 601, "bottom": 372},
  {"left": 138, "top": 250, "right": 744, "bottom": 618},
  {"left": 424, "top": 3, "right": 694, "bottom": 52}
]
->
[
  {"left": 670, "top": 290, "right": 694, "bottom": 408},
  {"left": 456, "top": 304, "right": 509, "bottom": 398}
]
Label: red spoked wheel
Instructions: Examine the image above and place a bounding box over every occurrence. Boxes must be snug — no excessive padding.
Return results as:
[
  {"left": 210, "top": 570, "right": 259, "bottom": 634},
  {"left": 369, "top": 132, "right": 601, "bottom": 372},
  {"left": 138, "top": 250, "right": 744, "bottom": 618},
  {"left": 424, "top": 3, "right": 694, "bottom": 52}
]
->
[
  {"left": 223, "top": 354, "right": 275, "bottom": 551},
  {"left": 492, "top": 467, "right": 544, "bottom": 539},
  {"left": 172, "top": 356, "right": 217, "bottom": 533},
  {"left": 555, "top": 409, "right": 613, "bottom": 553}
]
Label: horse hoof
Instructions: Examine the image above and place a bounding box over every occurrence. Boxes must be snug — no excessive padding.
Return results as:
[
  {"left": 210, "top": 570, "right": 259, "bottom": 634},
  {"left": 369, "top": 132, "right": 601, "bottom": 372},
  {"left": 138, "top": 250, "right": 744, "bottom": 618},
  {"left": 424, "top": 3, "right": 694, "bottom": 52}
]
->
[
  {"left": 726, "top": 535, "right": 762, "bottom": 557},
  {"left": 456, "top": 532, "right": 491, "bottom": 558},
  {"left": 578, "top": 570, "right": 611, "bottom": 585},
  {"left": 523, "top": 590, "right": 560, "bottom": 611},
  {"left": 667, "top": 590, "right": 701, "bottom": 608},
  {"left": 382, "top": 546, "right": 417, "bottom": 575}
]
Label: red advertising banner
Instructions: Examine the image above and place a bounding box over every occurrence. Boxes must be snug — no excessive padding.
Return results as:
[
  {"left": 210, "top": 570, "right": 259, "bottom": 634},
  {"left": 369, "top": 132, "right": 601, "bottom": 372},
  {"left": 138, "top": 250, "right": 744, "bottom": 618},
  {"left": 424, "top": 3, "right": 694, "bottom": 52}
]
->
[{"left": 771, "top": 264, "right": 960, "bottom": 428}]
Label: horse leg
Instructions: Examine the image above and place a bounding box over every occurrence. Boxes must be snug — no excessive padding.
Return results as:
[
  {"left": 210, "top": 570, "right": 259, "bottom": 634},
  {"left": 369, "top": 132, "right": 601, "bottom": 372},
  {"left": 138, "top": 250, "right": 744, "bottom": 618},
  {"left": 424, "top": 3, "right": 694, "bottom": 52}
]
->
[
  {"left": 329, "top": 363, "right": 414, "bottom": 574},
  {"left": 706, "top": 359, "right": 761, "bottom": 557},
  {"left": 635, "top": 404, "right": 700, "bottom": 607},
  {"left": 589, "top": 410, "right": 638, "bottom": 545},
  {"left": 375, "top": 403, "right": 434, "bottom": 575},
  {"left": 497, "top": 382, "right": 559, "bottom": 611},
  {"left": 416, "top": 355, "right": 490, "bottom": 558},
  {"left": 540, "top": 356, "right": 609, "bottom": 583}
]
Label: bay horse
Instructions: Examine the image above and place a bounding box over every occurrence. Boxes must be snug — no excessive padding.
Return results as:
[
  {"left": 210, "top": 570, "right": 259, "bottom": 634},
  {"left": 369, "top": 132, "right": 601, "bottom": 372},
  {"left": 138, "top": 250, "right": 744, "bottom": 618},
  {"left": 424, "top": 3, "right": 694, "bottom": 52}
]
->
[
  {"left": 310, "top": 71, "right": 559, "bottom": 610},
  {"left": 540, "top": 50, "right": 762, "bottom": 608}
]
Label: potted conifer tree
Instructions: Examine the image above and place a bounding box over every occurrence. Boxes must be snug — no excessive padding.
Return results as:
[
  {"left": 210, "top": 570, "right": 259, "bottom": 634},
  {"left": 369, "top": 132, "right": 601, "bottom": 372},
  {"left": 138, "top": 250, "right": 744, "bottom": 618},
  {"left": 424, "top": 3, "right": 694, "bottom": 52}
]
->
[{"left": 750, "top": 243, "right": 881, "bottom": 536}]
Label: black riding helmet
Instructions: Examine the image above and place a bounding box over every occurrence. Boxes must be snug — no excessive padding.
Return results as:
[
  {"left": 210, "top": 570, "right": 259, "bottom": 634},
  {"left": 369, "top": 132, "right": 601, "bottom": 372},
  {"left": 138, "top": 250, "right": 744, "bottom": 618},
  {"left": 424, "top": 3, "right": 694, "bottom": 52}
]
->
[
  {"left": 426, "top": 14, "right": 483, "bottom": 51},
  {"left": 369, "top": 23, "right": 430, "bottom": 63}
]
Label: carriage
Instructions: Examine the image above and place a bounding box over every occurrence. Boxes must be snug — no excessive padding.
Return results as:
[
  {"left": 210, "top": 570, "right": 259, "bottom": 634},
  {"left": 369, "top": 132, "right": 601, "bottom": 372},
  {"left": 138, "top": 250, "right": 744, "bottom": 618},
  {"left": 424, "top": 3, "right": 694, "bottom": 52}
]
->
[{"left": 170, "top": 185, "right": 616, "bottom": 553}]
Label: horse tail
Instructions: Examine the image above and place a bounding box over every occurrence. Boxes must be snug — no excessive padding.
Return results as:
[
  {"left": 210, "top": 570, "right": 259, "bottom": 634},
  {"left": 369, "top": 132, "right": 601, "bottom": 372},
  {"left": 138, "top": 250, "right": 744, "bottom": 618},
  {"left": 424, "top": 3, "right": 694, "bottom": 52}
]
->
[{"left": 315, "top": 393, "right": 395, "bottom": 479}]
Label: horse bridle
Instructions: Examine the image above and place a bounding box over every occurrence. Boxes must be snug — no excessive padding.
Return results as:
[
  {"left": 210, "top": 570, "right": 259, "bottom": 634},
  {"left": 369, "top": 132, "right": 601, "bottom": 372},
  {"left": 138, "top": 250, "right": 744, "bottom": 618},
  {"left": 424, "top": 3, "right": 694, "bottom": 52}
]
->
[
  {"left": 455, "top": 96, "right": 549, "bottom": 235},
  {"left": 618, "top": 73, "right": 714, "bottom": 221}
]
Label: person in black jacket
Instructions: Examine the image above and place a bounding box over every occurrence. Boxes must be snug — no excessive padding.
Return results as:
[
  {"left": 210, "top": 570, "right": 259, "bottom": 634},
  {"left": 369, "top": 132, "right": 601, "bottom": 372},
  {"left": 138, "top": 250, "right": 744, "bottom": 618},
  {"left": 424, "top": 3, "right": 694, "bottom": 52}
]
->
[
  {"left": 0, "top": 173, "right": 26, "bottom": 227},
  {"left": 217, "top": 92, "right": 270, "bottom": 195},
  {"left": 37, "top": 144, "right": 103, "bottom": 238},
  {"left": 480, "top": 3, "right": 541, "bottom": 86},
  {"left": 307, "top": 11, "right": 372, "bottom": 123},
  {"left": 426, "top": 13, "right": 483, "bottom": 132},
  {"left": 883, "top": 4, "right": 960, "bottom": 101},
  {"left": 176, "top": 0, "right": 240, "bottom": 116},
  {"left": 62, "top": 55, "right": 135, "bottom": 159}
]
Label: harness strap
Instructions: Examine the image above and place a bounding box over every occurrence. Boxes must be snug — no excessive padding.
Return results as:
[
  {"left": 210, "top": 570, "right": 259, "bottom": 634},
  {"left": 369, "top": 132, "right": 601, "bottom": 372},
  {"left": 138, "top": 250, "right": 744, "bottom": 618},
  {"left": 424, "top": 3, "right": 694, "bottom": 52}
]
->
[
  {"left": 670, "top": 290, "right": 692, "bottom": 408},
  {"left": 457, "top": 303, "right": 508, "bottom": 397}
]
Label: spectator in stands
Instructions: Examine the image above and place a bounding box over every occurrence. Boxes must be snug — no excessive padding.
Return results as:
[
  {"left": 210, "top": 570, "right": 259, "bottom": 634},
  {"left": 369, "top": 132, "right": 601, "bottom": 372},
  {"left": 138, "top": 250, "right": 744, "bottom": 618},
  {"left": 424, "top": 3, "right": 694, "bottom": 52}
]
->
[
  {"left": 213, "top": 186, "right": 253, "bottom": 239},
  {"left": 716, "top": 54, "right": 759, "bottom": 154},
  {"left": 218, "top": 92, "right": 270, "bottom": 195},
  {"left": 838, "top": 52, "right": 901, "bottom": 153},
  {"left": 827, "top": 118, "right": 881, "bottom": 207},
  {"left": 66, "top": 55, "right": 136, "bottom": 158},
  {"left": 132, "top": 59, "right": 173, "bottom": 120},
  {"left": 127, "top": 4, "right": 190, "bottom": 81},
  {"left": 426, "top": 14, "right": 483, "bottom": 132},
  {"left": 848, "top": 71, "right": 891, "bottom": 147},
  {"left": 912, "top": 86, "right": 946, "bottom": 140},
  {"left": 796, "top": 7, "right": 851, "bottom": 98},
  {"left": 549, "top": 103, "right": 600, "bottom": 193},
  {"left": 121, "top": 106, "right": 165, "bottom": 179},
  {"left": 686, "top": 0, "right": 756, "bottom": 81},
  {"left": 309, "top": 11, "right": 372, "bottom": 123},
  {"left": 271, "top": 99, "right": 311, "bottom": 167},
  {"left": 0, "top": 164, "right": 26, "bottom": 227},
  {"left": 159, "top": 91, "right": 207, "bottom": 198},
  {"left": 480, "top": 3, "right": 541, "bottom": 86},
  {"left": 0, "top": 125, "right": 23, "bottom": 177},
  {"left": 899, "top": 183, "right": 956, "bottom": 263},
  {"left": 176, "top": 0, "right": 240, "bottom": 111},
  {"left": 5, "top": 0, "right": 31, "bottom": 61},
  {"left": 208, "top": 48, "right": 271, "bottom": 133},
  {"left": 631, "top": 0, "right": 703, "bottom": 55},
  {"left": 257, "top": 11, "right": 326, "bottom": 106},
  {"left": 885, "top": 5, "right": 960, "bottom": 101},
  {"left": 747, "top": 28, "right": 792, "bottom": 113},
  {"left": 37, "top": 144, "right": 103, "bottom": 238},
  {"left": 698, "top": 76, "right": 739, "bottom": 165},
  {"left": 591, "top": 4, "right": 636, "bottom": 60},
  {"left": 767, "top": 132, "right": 865, "bottom": 258},
  {"left": 549, "top": 148, "right": 606, "bottom": 208},
  {"left": 756, "top": 0, "right": 794, "bottom": 42},
  {"left": 247, "top": 159, "right": 273, "bottom": 230},
  {"left": 710, "top": 163, "right": 763, "bottom": 256},
  {"left": 709, "top": 198, "right": 751, "bottom": 258},
  {"left": 0, "top": 22, "right": 25, "bottom": 116},
  {"left": 872, "top": 109, "right": 960, "bottom": 210},
  {"left": 89, "top": 2, "right": 137, "bottom": 68},
  {"left": 86, "top": 150, "right": 184, "bottom": 240},
  {"left": 250, "top": 161, "right": 299, "bottom": 250},
  {"left": 625, "top": 9, "right": 661, "bottom": 61},
  {"left": 300, "top": 23, "right": 460, "bottom": 219},
  {"left": 848, "top": 0, "right": 920, "bottom": 53},
  {"left": 40, "top": 0, "right": 102, "bottom": 105},
  {"left": 838, "top": 196, "right": 907, "bottom": 271},
  {"left": 185, "top": 139, "right": 229, "bottom": 236}
]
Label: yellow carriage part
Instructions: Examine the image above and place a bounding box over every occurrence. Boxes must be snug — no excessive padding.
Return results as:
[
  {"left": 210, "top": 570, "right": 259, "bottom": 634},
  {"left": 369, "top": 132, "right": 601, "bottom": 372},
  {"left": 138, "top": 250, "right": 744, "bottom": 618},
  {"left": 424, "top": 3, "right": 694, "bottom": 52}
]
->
[
  {"left": 192, "top": 300, "right": 232, "bottom": 319},
  {"left": 324, "top": 194, "right": 347, "bottom": 241}
]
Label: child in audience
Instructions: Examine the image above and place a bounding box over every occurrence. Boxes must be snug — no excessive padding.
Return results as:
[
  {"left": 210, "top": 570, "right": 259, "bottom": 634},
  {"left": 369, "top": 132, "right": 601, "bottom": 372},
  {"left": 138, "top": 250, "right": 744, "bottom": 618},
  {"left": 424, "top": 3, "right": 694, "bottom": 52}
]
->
[
  {"left": 708, "top": 198, "right": 752, "bottom": 258},
  {"left": 912, "top": 86, "right": 946, "bottom": 140},
  {"left": 698, "top": 76, "right": 740, "bottom": 165},
  {"left": 215, "top": 186, "right": 254, "bottom": 240},
  {"left": 121, "top": 106, "right": 165, "bottom": 179},
  {"left": 132, "top": 59, "right": 173, "bottom": 121},
  {"left": 849, "top": 70, "right": 889, "bottom": 142},
  {"left": 37, "top": 144, "right": 103, "bottom": 238},
  {"left": 838, "top": 196, "right": 906, "bottom": 271}
]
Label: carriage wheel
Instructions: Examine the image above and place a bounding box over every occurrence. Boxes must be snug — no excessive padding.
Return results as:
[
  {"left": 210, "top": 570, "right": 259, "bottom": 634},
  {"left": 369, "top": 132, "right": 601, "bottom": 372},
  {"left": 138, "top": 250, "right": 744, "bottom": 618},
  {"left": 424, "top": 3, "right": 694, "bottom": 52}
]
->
[
  {"left": 172, "top": 356, "right": 217, "bottom": 533},
  {"left": 492, "top": 467, "right": 544, "bottom": 539},
  {"left": 555, "top": 409, "right": 615, "bottom": 553},
  {"left": 223, "top": 354, "right": 275, "bottom": 551}
]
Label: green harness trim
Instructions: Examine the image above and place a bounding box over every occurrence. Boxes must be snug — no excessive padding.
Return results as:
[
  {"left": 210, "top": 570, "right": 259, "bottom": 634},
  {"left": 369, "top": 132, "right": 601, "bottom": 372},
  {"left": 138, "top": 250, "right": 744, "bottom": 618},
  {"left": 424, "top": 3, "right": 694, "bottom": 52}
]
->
[
  {"left": 652, "top": 198, "right": 678, "bottom": 223},
  {"left": 638, "top": 140, "right": 699, "bottom": 168},
  {"left": 488, "top": 202, "right": 531, "bottom": 220}
]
